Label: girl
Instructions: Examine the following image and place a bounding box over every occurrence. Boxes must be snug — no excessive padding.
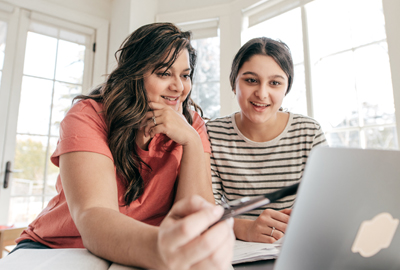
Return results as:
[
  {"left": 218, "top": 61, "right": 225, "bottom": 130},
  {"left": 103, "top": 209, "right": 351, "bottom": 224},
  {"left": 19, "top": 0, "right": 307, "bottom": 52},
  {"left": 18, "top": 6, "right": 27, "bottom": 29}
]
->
[
  {"left": 207, "top": 37, "right": 327, "bottom": 244},
  {"left": 13, "top": 23, "right": 234, "bottom": 270}
]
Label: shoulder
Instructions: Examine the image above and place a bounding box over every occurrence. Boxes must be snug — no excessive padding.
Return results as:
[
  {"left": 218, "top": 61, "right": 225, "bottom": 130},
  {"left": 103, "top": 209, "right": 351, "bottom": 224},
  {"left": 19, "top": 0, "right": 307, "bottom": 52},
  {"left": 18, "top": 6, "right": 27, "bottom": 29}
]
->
[
  {"left": 191, "top": 110, "right": 206, "bottom": 130},
  {"left": 61, "top": 99, "right": 107, "bottom": 136},
  {"left": 68, "top": 99, "right": 104, "bottom": 116},
  {"left": 290, "top": 113, "right": 323, "bottom": 131},
  {"left": 206, "top": 114, "right": 234, "bottom": 131}
]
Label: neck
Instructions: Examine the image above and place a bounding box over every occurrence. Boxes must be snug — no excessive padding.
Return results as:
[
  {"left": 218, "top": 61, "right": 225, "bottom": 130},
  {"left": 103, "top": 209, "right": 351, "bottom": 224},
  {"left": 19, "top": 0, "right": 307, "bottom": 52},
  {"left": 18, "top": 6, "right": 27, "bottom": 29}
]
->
[{"left": 235, "top": 112, "right": 289, "bottom": 142}]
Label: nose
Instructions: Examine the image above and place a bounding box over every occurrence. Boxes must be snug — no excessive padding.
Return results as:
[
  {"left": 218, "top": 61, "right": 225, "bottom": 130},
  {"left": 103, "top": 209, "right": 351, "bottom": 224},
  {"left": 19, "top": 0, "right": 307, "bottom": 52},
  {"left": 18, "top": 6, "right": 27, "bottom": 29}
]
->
[
  {"left": 169, "top": 75, "right": 184, "bottom": 92},
  {"left": 254, "top": 84, "right": 269, "bottom": 100}
]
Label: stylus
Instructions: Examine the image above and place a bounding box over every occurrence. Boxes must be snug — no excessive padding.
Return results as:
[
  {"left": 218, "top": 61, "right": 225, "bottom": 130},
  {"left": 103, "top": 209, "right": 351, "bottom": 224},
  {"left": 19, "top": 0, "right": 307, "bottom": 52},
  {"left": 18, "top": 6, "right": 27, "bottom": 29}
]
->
[{"left": 217, "top": 182, "right": 299, "bottom": 222}]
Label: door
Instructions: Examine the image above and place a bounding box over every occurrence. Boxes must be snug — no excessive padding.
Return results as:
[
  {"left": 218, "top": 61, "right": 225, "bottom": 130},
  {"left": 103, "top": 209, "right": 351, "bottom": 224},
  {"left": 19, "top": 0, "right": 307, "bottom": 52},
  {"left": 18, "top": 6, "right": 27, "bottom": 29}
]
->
[{"left": 0, "top": 6, "right": 95, "bottom": 226}]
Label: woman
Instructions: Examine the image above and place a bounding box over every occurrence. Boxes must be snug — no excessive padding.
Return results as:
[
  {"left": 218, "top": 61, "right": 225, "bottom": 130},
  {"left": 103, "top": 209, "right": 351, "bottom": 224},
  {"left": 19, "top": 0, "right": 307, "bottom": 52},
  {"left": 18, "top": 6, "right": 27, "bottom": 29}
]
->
[
  {"left": 14, "top": 23, "right": 234, "bottom": 270},
  {"left": 207, "top": 37, "right": 327, "bottom": 244}
]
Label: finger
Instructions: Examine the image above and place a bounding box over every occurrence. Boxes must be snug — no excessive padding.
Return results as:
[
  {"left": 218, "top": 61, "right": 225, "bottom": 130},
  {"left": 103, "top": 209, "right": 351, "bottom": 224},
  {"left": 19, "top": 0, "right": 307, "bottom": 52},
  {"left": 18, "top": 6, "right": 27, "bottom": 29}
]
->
[
  {"left": 280, "top": 208, "right": 292, "bottom": 215},
  {"left": 148, "top": 101, "right": 166, "bottom": 111},
  {"left": 139, "top": 111, "right": 157, "bottom": 129},
  {"left": 270, "top": 209, "right": 290, "bottom": 224},
  {"left": 268, "top": 226, "right": 284, "bottom": 240},
  {"left": 164, "top": 204, "right": 224, "bottom": 250},
  {"left": 180, "top": 218, "right": 234, "bottom": 268},
  {"left": 191, "top": 221, "right": 235, "bottom": 270},
  {"left": 167, "top": 195, "right": 213, "bottom": 220},
  {"left": 178, "top": 101, "right": 183, "bottom": 114},
  {"left": 252, "top": 232, "right": 276, "bottom": 243}
]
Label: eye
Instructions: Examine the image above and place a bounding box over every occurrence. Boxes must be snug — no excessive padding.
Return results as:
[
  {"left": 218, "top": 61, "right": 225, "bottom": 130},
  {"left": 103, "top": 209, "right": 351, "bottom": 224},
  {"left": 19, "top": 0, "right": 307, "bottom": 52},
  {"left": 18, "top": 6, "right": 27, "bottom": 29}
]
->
[
  {"left": 156, "top": 71, "right": 170, "bottom": 77},
  {"left": 245, "top": 78, "right": 257, "bottom": 84},
  {"left": 182, "top": 74, "right": 191, "bottom": 80},
  {"left": 270, "top": 81, "right": 281, "bottom": 86}
]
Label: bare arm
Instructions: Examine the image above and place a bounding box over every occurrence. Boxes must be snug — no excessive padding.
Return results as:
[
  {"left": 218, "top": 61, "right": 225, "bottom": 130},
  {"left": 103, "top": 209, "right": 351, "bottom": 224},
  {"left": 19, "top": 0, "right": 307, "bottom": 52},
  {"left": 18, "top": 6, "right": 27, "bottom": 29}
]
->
[
  {"left": 61, "top": 151, "right": 233, "bottom": 269},
  {"left": 60, "top": 151, "right": 162, "bottom": 268},
  {"left": 175, "top": 148, "right": 214, "bottom": 204}
]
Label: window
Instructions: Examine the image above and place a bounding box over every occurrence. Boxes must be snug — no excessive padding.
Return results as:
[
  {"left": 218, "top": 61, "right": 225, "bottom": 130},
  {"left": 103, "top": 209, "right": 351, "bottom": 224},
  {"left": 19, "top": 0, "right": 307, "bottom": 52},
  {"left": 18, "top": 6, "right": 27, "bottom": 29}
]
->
[
  {"left": 243, "top": 0, "right": 397, "bottom": 149},
  {"left": 9, "top": 20, "right": 91, "bottom": 225},
  {"left": 191, "top": 36, "right": 220, "bottom": 119},
  {"left": 0, "top": 20, "right": 6, "bottom": 86},
  {"left": 175, "top": 19, "right": 221, "bottom": 119},
  {"left": 243, "top": 8, "right": 307, "bottom": 116}
]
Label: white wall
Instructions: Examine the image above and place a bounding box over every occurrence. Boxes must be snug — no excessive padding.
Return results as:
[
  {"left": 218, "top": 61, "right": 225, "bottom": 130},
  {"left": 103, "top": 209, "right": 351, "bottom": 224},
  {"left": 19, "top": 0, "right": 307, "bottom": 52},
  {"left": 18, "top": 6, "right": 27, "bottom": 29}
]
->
[{"left": 107, "top": 0, "right": 158, "bottom": 74}]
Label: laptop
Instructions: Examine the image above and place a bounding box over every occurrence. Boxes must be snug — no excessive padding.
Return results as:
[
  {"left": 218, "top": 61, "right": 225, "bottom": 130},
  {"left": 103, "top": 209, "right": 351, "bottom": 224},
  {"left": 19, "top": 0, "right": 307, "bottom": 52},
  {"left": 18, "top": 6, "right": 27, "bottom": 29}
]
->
[{"left": 274, "top": 147, "right": 400, "bottom": 270}]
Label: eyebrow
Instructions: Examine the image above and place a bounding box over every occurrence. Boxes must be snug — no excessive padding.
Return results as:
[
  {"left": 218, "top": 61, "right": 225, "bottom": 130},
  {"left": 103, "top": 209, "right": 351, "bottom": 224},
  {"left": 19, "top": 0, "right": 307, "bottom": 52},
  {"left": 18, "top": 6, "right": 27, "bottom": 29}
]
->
[
  {"left": 242, "top": 71, "right": 286, "bottom": 80},
  {"left": 161, "top": 67, "right": 191, "bottom": 73}
]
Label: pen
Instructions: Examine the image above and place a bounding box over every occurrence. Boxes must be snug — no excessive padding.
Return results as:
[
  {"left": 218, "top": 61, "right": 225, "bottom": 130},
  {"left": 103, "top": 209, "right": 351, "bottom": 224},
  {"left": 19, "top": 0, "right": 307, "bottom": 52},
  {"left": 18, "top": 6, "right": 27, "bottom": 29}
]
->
[{"left": 217, "top": 182, "right": 299, "bottom": 223}]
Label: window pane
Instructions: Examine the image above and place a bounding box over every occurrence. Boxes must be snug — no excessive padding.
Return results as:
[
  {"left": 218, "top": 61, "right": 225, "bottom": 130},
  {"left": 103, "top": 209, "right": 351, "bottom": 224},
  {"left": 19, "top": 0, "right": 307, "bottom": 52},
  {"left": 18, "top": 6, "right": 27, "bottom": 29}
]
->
[
  {"left": 23, "top": 32, "right": 57, "bottom": 79},
  {"left": 365, "top": 126, "right": 398, "bottom": 150},
  {"left": 326, "top": 130, "right": 360, "bottom": 148},
  {"left": 17, "top": 76, "right": 53, "bottom": 135},
  {"left": 12, "top": 135, "right": 48, "bottom": 196},
  {"left": 354, "top": 43, "right": 395, "bottom": 126},
  {"left": 8, "top": 196, "right": 44, "bottom": 226},
  {"left": 307, "top": 0, "right": 386, "bottom": 61},
  {"left": 243, "top": 8, "right": 303, "bottom": 64},
  {"left": 242, "top": 8, "right": 306, "bottom": 115},
  {"left": 192, "top": 82, "right": 220, "bottom": 119},
  {"left": 191, "top": 36, "right": 220, "bottom": 118},
  {"left": 46, "top": 137, "right": 59, "bottom": 197},
  {"left": 51, "top": 82, "right": 81, "bottom": 136},
  {"left": 0, "top": 20, "right": 7, "bottom": 70},
  {"left": 55, "top": 40, "right": 85, "bottom": 84},
  {"left": 282, "top": 64, "right": 307, "bottom": 115},
  {"left": 313, "top": 51, "right": 359, "bottom": 130}
]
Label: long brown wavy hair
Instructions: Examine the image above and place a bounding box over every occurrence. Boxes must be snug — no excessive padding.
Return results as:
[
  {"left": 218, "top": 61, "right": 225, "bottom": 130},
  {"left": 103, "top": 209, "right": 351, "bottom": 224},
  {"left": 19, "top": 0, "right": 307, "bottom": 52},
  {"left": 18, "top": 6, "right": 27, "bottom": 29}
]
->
[{"left": 74, "top": 22, "right": 203, "bottom": 205}]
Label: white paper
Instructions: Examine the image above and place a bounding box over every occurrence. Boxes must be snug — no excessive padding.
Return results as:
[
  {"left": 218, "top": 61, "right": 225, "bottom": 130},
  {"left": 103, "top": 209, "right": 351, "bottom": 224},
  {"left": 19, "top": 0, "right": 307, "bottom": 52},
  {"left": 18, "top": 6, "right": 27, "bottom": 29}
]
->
[
  {"left": 232, "top": 240, "right": 280, "bottom": 264},
  {"left": 0, "top": 248, "right": 110, "bottom": 270}
]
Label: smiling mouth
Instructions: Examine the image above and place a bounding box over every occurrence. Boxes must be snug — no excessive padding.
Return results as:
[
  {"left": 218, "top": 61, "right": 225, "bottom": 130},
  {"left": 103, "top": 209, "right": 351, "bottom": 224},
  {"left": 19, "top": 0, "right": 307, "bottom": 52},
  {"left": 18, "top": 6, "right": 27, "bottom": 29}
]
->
[
  {"left": 161, "top": 96, "right": 179, "bottom": 101},
  {"left": 250, "top": 101, "right": 270, "bottom": 107}
]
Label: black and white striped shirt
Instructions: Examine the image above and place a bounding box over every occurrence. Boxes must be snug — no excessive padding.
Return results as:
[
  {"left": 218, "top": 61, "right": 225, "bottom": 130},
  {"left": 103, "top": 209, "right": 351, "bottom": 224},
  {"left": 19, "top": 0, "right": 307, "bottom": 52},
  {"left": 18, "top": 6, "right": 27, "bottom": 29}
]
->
[{"left": 206, "top": 112, "right": 328, "bottom": 219}]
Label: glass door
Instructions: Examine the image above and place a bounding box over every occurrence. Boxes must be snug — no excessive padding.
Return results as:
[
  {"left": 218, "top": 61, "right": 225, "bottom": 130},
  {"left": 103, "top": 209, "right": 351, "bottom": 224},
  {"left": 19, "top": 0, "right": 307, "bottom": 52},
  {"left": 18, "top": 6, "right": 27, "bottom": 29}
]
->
[{"left": 0, "top": 8, "right": 94, "bottom": 226}]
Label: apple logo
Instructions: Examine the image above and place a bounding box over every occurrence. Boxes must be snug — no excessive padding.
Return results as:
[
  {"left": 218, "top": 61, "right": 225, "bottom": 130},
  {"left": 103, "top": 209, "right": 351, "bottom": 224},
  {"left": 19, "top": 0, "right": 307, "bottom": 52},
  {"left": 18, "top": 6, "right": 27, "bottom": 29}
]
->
[{"left": 351, "top": 212, "right": 399, "bottom": 257}]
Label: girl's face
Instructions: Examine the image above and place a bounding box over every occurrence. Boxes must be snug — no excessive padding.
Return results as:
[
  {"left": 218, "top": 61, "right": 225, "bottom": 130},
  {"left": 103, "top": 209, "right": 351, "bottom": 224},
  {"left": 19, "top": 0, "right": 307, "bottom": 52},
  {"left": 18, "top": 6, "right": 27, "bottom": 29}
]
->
[
  {"left": 144, "top": 49, "right": 191, "bottom": 112},
  {"left": 234, "top": 54, "right": 288, "bottom": 125}
]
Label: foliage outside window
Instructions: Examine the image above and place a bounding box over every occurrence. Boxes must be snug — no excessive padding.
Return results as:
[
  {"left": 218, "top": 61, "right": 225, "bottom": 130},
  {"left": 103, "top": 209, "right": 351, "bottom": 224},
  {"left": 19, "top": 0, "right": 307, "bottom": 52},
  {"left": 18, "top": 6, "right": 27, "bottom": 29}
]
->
[{"left": 191, "top": 36, "right": 221, "bottom": 120}]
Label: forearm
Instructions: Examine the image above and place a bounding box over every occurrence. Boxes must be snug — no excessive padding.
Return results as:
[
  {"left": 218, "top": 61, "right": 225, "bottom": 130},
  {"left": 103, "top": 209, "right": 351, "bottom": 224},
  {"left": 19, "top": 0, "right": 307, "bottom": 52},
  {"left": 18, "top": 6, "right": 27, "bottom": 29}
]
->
[
  {"left": 175, "top": 134, "right": 214, "bottom": 203},
  {"left": 76, "top": 207, "right": 165, "bottom": 269}
]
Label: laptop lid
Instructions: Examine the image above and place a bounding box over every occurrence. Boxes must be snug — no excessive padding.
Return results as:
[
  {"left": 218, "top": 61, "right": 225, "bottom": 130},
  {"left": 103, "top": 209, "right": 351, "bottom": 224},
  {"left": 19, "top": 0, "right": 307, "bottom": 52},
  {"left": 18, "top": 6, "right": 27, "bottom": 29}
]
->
[{"left": 274, "top": 147, "right": 400, "bottom": 270}]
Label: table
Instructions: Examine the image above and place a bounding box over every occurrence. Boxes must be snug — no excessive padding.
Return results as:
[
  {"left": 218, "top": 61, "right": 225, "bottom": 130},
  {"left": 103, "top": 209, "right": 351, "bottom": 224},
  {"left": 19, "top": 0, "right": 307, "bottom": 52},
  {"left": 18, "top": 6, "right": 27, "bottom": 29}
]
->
[
  {"left": 0, "top": 248, "right": 275, "bottom": 269},
  {"left": 234, "top": 259, "right": 275, "bottom": 270},
  {"left": 0, "top": 227, "right": 26, "bottom": 258}
]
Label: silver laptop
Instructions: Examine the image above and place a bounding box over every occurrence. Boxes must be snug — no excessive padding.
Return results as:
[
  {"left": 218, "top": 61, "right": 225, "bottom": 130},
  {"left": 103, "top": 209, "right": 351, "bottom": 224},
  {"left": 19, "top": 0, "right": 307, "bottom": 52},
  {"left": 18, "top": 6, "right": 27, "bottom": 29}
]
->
[{"left": 274, "top": 147, "right": 400, "bottom": 270}]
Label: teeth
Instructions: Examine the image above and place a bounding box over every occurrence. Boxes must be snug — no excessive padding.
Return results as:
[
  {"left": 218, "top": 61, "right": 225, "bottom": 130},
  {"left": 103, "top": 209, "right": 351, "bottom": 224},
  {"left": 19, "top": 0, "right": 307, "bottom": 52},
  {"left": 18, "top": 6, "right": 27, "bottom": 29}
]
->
[
  {"left": 162, "top": 96, "right": 178, "bottom": 101},
  {"left": 251, "top": 101, "right": 269, "bottom": 107}
]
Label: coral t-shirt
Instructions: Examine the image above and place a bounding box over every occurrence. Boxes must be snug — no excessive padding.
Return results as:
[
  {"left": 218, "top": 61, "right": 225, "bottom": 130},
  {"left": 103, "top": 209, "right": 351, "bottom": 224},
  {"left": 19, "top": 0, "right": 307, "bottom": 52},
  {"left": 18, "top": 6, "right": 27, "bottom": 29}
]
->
[{"left": 16, "top": 99, "right": 211, "bottom": 248}]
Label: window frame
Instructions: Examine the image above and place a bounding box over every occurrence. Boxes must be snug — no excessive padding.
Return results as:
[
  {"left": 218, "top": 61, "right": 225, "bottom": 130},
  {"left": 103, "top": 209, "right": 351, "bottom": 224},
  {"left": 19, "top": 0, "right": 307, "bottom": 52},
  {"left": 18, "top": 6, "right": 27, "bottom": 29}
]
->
[{"left": 242, "top": 0, "right": 400, "bottom": 148}]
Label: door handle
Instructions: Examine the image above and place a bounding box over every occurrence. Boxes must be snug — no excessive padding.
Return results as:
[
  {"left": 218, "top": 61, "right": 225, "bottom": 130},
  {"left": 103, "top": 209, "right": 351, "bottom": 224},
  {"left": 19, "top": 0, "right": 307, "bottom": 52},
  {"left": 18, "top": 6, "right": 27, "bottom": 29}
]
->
[{"left": 3, "top": 161, "right": 23, "bottom": 189}]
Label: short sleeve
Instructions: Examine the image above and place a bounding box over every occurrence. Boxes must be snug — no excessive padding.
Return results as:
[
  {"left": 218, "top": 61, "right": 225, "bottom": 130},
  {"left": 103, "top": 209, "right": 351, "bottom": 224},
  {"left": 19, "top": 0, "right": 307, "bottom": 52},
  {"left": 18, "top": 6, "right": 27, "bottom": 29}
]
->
[
  {"left": 191, "top": 111, "right": 211, "bottom": 154},
  {"left": 50, "top": 100, "right": 113, "bottom": 167}
]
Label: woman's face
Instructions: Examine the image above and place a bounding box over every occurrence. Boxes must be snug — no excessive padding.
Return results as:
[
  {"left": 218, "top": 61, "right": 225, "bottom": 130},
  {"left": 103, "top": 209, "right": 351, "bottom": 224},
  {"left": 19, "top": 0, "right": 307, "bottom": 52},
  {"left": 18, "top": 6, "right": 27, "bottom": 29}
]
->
[
  {"left": 144, "top": 49, "right": 191, "bottom": 112},
  {"left": 234, "top": 54, "right": 288, "bottom": 125}
]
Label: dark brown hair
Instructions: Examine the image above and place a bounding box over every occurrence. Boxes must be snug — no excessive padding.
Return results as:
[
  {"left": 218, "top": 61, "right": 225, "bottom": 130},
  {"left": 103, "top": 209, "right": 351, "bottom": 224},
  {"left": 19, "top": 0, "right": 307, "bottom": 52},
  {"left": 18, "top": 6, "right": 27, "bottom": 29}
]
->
[
  {"left": 74, "top": 22, "right": 202, "bottom": 205},
  {"left": 230, "top": 37, "right": 294, "bottom": 95}
]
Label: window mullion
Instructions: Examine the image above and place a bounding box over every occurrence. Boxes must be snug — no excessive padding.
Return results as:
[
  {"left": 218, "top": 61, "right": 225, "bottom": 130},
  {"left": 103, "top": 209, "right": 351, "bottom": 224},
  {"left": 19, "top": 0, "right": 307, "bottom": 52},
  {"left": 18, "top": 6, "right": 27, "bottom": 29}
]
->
[{"left": 301, "top": 5, "right": 313, "bottom": 118}]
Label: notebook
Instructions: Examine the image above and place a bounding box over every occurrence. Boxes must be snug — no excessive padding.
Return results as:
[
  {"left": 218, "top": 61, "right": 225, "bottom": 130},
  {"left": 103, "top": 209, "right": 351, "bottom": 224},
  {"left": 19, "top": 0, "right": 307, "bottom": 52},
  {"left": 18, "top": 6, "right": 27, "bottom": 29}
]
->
[{"left": 274, "top": 147, "right": 400, "bottom": 270}]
